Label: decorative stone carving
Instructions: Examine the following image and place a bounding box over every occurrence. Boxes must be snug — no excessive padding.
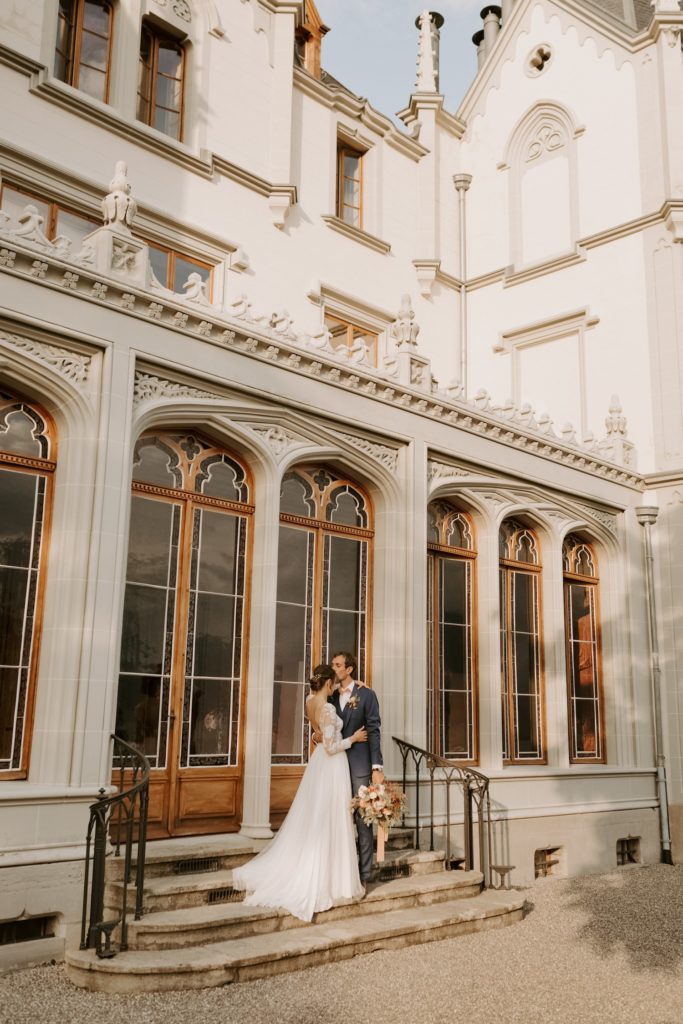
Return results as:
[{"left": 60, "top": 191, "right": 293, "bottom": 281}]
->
[
  {"left": 527, "top": 121, "right": 565, "bottom": 162},
  {"left": 0, "top": 205, "right": 71, "bottom": 258},
  {"left": 250, "top": 425, "right": 299, "bottom": 457},
  {"left": 101, "top": 162, "right": 137, "bottom": 232},
  {"left": 133, "top": 372, "right": 222, "bottom": 406},
  {"left": 597, "top": 395, "right": 636, "bottom": 468},
  {"left": 577, "top": 503, "right": 619, "bottom": 536},
  {"left": 83, "top": 162, "right": 149, "bottom": 286},
  {"left": 181, "top": 273, "right": 211, "bottom": 306},
  {"left": 428, "top": 459, "right": 470, "bottom": 482},
  {"left": 339, "top": 431, "right": 399, "bottom": 474},
  {"left": 270, "top": 309, "right": 297, "bottom": 339},
  {"left": 0, "top": 331, "right": 91, "bottom": 386},
  {"left": 391, "top": 294, "right": 420, "bottom": 349},
  {"left": 152, "top": 0, "right": 192, "bottom": 22}
]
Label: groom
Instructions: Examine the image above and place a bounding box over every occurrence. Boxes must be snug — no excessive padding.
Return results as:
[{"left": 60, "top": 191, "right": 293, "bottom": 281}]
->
[{"left": 330, "top": 651, "right": 383, "bottom": 889}]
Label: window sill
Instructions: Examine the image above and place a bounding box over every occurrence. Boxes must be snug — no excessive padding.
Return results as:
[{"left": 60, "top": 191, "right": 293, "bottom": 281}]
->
[
  {"left": 31, "top": 74, "right": 214, "bottom": 177},
  {"left": 322, "top": 215, "right": 391, "bottom": 255}
]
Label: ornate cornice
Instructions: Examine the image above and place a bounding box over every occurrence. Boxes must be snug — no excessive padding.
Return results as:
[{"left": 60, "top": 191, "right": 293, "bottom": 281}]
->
[{"left": 0, "top": 237, "right": 644, "bottom": 490}]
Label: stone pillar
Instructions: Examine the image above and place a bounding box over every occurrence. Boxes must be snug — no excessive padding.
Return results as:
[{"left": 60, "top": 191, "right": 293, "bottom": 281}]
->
[
  {"left": 453, "top": 174, "right": 472, "bottom": 396},
  {"left": 239, "top": 469, "right": 281, "bottom": 839}
]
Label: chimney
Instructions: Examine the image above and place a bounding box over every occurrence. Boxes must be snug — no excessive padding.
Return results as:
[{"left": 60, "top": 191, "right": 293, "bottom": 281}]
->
[
  {"left": 481, "top": 5, "right": 502, "bottom": 52},
  {"left": 414, "top": 10, "right": 445, "bottom": 93},
  {"left": 472, "top": 28, "right": 485, "bottom": 69}
]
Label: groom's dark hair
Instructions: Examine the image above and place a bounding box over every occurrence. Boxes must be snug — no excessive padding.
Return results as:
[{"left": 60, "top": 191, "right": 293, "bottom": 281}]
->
[{"left": 333, "top": 651, "right": 357, "bottom": 677}]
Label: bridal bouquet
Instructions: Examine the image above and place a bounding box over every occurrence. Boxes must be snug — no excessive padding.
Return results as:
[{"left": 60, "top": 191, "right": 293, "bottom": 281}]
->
[{"left": 351, "top": 782, "right": 406, "bottom": 862}]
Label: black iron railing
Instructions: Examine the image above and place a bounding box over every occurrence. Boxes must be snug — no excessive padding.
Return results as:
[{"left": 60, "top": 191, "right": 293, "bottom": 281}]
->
[
  {"left": 392, "top": 736, "right": 492, "bottom": 887},
  {"left": 79, "top": 735, "right": 150, "bottom": 958}
]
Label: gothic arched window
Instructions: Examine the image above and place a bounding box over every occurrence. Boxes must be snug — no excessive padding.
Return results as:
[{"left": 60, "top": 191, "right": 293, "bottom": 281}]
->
[
  {"left": 116, "top": 432, "right": 252, "bottom": 835},
  {"left": 499, "top": 519, "right": 545, "bottom": 763},
  {"left": 427, "top": 503, "right": 477, "bottom": 762},
  {"left": 563, "top": 535, "right": 604, "bottom": 762},
  {"left": 0, "top": 391, "right": 54, "bottom": 778},
  {"left": 272, "top": 467, "right": 372, "bottom": 766}
]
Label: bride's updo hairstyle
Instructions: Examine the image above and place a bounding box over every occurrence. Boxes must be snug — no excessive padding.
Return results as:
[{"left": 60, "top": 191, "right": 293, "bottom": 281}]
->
[{"left": 309, "top": 664, "right": 335, "bottom": 692}]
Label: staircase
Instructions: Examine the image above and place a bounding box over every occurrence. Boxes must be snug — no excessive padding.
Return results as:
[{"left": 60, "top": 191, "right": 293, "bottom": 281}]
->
[{"left": 66, "top": 830, "right": 524, "bottom": 993}]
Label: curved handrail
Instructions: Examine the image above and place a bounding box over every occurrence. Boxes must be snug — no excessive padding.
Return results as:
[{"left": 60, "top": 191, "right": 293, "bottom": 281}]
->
[
  {"left": 393, "top": 736, "right": 492, "bottom": 887},
  {"left": 79, "top": 735, "right": 150, "bottom": 957}
]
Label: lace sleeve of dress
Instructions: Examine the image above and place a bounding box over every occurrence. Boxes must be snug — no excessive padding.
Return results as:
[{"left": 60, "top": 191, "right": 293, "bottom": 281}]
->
[{"left": 320, "top": 702, "right": 352, "bottom": 756}]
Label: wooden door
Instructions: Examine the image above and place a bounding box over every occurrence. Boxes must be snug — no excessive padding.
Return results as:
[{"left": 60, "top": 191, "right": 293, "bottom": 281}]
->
[{"left": 114, "top": 434, "right": 252, "bottom": 837}]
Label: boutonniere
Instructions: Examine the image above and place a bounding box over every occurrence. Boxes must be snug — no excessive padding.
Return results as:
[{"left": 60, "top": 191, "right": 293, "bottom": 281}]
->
[{"left": 347, "top": 694, "right": 360, "bottom": 711}]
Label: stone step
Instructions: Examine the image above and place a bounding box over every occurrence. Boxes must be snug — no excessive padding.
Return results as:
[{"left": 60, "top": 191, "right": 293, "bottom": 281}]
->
[
  {"left": 106, "top": 836, "right": 256, "bottom": 881},
  {"left": 66, "top": 890, "right": 525, "bottom": 992},
  {"left": 106, "top": 868, "right": 243, "bottom": 914},
  {"left": 107, "top": 847, "right": 445, "bottom": 915},
  {"left": 384, "top": 827, "right": 414, "bottom": 851},
  {"left": 125, "top": 869, "right": 484, "bottom": 950},
  {"left": 375, "top": 848, "right": 446, "bottom": 877}
]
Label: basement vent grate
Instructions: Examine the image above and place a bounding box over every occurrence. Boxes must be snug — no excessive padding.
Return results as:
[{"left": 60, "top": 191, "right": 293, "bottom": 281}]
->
[
  {"left": 173, "top": 857, "right": 221, "bottom": 875},
  {"left": 534, "top": 847, "right": 561, "bottom": 879},
  {"left": 617, "top": 837, "right": 641, "bottom": 866},
  {"left": 377, "top": 863, "right": 411, "bottom": 882},
  {"left": 207, "top": 887, "right": 241, "bottom": 904},
  {"left": 0, "top": 915, "right": 57, "bottom": 946}
]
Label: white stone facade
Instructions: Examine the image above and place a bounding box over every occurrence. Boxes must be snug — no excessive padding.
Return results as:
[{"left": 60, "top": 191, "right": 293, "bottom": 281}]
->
[{"left": 0, "top": 0, "right": 680, "bottom": 967}]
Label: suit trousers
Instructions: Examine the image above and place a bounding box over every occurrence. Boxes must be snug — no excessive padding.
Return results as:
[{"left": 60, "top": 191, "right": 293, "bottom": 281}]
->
[{"left": 349, "top": 765, "right": 373, "bottom": 881}]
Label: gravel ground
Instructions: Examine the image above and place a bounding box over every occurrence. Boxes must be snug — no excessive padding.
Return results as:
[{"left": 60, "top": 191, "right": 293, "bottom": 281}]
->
[{"left": 0, "top": 864, "right": 681, "bottom": 1024}]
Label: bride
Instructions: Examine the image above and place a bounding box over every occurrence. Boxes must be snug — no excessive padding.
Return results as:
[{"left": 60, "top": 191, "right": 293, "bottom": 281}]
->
[{"left": 232, "top": 665, "right": 368, "bottom": 922}]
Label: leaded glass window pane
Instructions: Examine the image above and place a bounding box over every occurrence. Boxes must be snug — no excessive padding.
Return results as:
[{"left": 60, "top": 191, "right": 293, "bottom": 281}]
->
[
  {"left": 500, "top": 520, "right": 544, "bottom": 763},
  {"left": 115, "top": 497, "right": 179, "bottom": 767},
  {"left": 565, "top": 578, "right": 602, "bottom": 761},
  {"left": 181, "top": 508, "right": 246, "bottom": 767},
  {"left": 0, "top": 468, "right": 45, "bottom": 772},
  {"left": 272, "top": 525, "right": 314, "bottom": 763}
]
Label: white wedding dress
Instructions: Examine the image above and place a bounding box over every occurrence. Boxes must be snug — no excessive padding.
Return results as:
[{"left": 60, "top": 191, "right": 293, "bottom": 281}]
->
[{"left": 232, "top": 702, "right": 364, "bottom": 922}]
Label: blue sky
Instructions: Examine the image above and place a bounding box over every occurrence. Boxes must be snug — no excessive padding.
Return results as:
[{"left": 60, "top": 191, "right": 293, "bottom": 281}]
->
[{"left": 315, "top": 1, "right": 483, "bottom": 122}]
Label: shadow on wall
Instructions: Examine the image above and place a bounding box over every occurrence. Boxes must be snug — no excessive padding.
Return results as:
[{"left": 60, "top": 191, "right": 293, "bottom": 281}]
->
[{"left": 561, "top": 864, "right": 683, "bottom": 975}]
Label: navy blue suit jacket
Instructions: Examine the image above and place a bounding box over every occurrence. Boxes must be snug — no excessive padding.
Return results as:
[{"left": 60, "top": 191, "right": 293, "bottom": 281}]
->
[{"left": 330, "top": 683, "right": 382, "bottom": 778}]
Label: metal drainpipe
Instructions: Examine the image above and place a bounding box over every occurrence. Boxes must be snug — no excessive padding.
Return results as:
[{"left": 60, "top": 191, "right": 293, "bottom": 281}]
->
[
  {"left": 453, "top": 173, "right": 472, "bottom": 396},
  {"left": 635, "top": 506, "right": 674, "bottom": 865}
]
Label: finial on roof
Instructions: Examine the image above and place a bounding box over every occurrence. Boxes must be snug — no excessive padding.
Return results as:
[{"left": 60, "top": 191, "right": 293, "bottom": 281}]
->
[
  {"left": 101, "top": 161, "right": 137, "bottom": 233},
  {"left": 415, "top": 11, "right": 444, "bottom": 93}
]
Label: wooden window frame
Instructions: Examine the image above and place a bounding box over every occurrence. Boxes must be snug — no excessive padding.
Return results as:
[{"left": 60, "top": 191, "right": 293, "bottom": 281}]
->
[
  {"left": 499, "top": 523, "right": 546, "bottom": 766},
  {"left": 336, "top": 143, "right": 364, "bottom": 229},
  {"left": 0, "top": 183, "right": 98, "bottom": 243},
  {"left": 0, "top": 183, "right": 214, "bottom": 296},
  {"left": 138, "top": 21, "right": 186, "bottom": 142},
  {"left": 427, "top": 506, "right": 478, "bottom": 765},
  {"left": 55, "top": 0, "right": 114, "bottom": 103},
  {"left": 0, "top": 398, "right": 56, "bottom": 781},
  {"left": 272, "top": 467, "right": 374, "bottom": 767},
  {"left": 120, "top": 433, "right": 254, "bottom": 779},
  {"left": 563, "top": 539, "right": 606, "bottom": 765},
  {"left": 146, "top": 240, "right": 213, "bottom": 299},
  {"left": 323, "top": 312, "right": 378, "bottom": 367}
]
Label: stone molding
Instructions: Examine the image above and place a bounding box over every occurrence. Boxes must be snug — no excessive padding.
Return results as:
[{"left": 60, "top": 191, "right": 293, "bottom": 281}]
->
[
  {"left": 0, "top": 236, "right": 644, "bottom": 490},
  {"left": 321, "top": 216, "right": 391, "bottom": 256},
  {"left": 0, "top": 330, "right": 92, "bottom": 387}
]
